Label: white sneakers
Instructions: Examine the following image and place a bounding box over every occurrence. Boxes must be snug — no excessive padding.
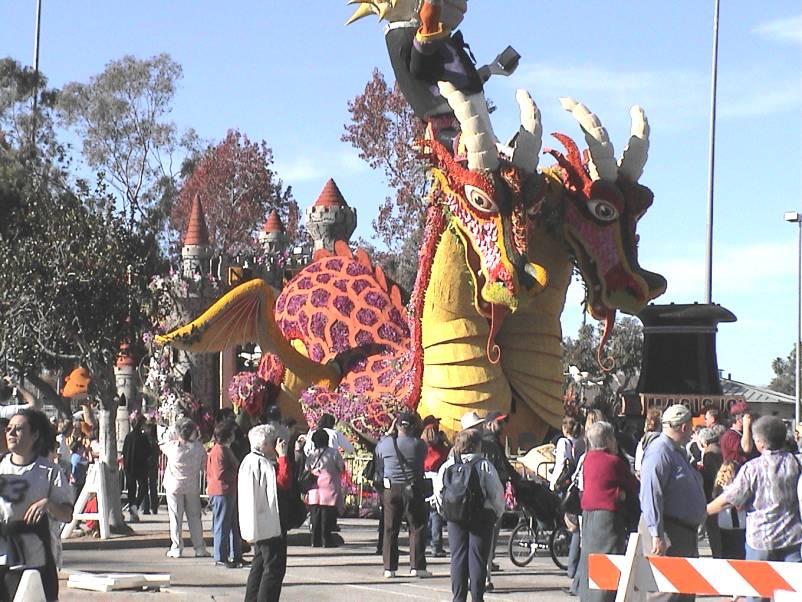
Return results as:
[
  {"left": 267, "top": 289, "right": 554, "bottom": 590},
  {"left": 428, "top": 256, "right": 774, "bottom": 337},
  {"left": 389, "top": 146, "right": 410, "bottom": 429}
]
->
[
  {"left": 410, "top": 569, "right": 431, "bottom": 578},
  {"left": 383, "top": 570, "right": 396, "bottom": 578},
  {"left": 127, "top": 506, "right": 140, "bottom": 523},
  {"left": 194, "top": 549, "right": 211, "bottom": 558},
  {"left": 166, "top": 549, "right": 182, "bottom": 558}
]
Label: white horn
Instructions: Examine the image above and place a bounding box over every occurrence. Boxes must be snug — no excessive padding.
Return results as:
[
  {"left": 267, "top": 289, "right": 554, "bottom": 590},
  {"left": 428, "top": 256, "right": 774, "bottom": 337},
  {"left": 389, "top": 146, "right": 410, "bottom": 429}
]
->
[
  {"left": 559, "top": 97, "right": 617, "bottom": 181},
  {"left": 438, "top": 81, "right": 499, "bottom": 172},
  {"left": 618, "top": 105, "right": 650, "bottom": 183},
  {"left": 510, "top": 89, "right": 542, "bottom": 174}
]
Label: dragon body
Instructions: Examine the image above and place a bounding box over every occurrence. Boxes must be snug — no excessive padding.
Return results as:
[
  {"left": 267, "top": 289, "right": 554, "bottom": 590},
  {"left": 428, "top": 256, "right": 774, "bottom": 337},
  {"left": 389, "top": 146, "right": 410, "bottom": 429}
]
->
[{"left": 157, "top": 5, "right": 666, "bottom": 441}]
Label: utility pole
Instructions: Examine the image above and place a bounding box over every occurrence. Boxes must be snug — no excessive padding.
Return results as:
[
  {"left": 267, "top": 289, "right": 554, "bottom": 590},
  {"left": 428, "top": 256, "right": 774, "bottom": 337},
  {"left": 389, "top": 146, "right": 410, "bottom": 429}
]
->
[
  {"left": 703, "top": 0, "right": 720, "bottom": 304},
  {"left": 785, "top": 211, "right": 802, "bottom": 426},
  {"left": 31, "top": 0, "right": 43, "bottom": 148}
]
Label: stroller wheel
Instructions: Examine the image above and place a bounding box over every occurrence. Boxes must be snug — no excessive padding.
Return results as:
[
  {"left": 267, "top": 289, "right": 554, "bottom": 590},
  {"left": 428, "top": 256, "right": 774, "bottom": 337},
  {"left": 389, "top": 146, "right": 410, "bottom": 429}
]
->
[
  {"left": 549, "top": 525, "right": 571, "bottom": 570},
  {"left": 508, "top": 523, "right": 537, "bottom": 567}
]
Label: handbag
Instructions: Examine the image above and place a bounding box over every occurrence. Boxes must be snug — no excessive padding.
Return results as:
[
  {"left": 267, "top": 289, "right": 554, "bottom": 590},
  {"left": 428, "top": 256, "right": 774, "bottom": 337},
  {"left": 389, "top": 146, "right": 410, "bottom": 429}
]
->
[
  {"left": 298, "top": 454, "right": 321, "bottom": 494},
  {"left": 392, "top": 437, "right": 425, "bottom": 503},
  {"left": 560, "top": 460, "right": 583, "bottom": 516}
]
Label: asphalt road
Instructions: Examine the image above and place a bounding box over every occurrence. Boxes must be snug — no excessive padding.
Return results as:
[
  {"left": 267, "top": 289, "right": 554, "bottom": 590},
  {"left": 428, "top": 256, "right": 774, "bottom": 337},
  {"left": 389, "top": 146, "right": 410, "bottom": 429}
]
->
[{"left": 60, "top": 513, "right": 576, "bottom": 601}]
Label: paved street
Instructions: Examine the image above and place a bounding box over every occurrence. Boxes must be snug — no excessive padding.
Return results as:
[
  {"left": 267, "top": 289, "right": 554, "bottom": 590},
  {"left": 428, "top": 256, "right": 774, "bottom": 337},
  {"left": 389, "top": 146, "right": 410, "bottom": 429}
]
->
[{"left": 60, "top": 513, "right": 575, "bottom": 601}]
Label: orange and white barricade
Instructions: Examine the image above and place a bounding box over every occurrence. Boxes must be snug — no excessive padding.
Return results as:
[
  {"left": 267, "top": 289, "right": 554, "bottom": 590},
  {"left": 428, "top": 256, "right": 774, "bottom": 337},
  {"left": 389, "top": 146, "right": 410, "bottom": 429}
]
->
[{"left": 590, "top": 533, "right": 802, "bottom": 601}]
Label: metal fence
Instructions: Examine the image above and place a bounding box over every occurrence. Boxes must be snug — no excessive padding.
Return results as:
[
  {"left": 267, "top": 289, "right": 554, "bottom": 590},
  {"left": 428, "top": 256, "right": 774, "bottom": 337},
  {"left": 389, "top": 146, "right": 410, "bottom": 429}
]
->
[{"left": 121, "top": 453, "right": 375, "bottom": 509}]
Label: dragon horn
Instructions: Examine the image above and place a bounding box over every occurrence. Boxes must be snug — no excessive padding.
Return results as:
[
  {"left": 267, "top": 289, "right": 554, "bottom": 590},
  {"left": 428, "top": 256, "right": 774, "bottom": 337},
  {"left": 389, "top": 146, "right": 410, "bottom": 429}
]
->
[
  {"left": 618, "top": 105, "right": 650, "bottom": 183},
  {"left": 346, "top": 1, "right": 378, "bottom": 25},
  {"left": 438, "top": 81, "right": 499, "bottom": 172},
  {"left": 559, "top": 97, "right": 618, "bottom": 182},
  {"left": 510, "top": 89, "right": 542, "bottom": 175}
]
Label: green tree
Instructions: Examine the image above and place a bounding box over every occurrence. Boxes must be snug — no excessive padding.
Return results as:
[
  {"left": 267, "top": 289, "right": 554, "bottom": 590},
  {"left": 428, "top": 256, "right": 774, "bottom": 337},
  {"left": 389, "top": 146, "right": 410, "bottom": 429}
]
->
[
  {"left": 563, "top": 317, "right": 644, "bottom": 407},
  {"left": 769, "top": 346, "right": 796, "bottom": 395},
  {"left": 58, "top": 53, "right": 198, "bottom": 242},
  {"left": 2, "top": 60, "right": 159, "bottom": 529}
]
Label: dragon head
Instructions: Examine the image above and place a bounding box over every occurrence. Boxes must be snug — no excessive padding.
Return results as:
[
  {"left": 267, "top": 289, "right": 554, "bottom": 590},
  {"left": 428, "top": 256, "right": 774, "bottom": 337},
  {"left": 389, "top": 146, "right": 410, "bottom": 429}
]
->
[
  {"left": 423, "top": 87, "right": 549, "bottom": 326},
  {"left": 544, "top": 98, "right": 666, "bottom": 327}
]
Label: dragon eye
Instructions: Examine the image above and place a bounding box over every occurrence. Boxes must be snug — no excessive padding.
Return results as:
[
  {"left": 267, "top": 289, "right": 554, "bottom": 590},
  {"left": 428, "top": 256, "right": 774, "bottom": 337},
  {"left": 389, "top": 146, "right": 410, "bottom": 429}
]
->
[
  {"left": 587, "top": 199, "right": 619, "bottom": 222},
  {"left": 464, "top": 185, "right": 498, "bottom": 214}
]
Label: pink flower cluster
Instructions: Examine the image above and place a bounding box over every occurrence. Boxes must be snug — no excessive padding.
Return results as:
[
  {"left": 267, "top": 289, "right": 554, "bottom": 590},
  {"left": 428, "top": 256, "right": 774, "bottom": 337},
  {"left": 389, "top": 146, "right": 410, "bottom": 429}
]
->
[{"left": 228, "top": 371, "right": 269, "bottom": 418}]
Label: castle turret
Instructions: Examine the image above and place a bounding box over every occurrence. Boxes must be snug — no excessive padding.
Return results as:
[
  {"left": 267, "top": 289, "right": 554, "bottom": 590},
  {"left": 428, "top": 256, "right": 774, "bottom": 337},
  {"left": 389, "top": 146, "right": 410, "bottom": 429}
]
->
[
  {"left": 259, "top": 210, "right": 288, "bottom": 287},
  {"left": 181, "top": 195, "right": 212, "bottom": 278},
  {"left": 176, "top": 195, "right": 219, "bottom": 406},
  {"left": 114, "top": 343, "right": 137, "bottom": 451},
  {"left": 305, "top": 179, "right": 357, "bottom": 252}
]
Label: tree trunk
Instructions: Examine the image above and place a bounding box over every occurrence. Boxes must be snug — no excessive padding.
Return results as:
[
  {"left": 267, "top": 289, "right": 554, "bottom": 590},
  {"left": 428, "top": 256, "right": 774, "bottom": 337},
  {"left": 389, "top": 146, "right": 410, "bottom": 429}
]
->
[
  {"left": 98, "top": 404, "right": 126, "bottom": 529},
  {"left": 91, "top": 360, "right": 131, "bottom": 533}
]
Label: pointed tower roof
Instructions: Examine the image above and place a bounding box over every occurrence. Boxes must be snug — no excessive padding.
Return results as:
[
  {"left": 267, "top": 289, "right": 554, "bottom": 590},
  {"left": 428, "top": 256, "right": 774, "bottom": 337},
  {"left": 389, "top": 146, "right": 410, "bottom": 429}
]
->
[
  {"left": 314, "top": 178, "right": 348, "bottom": 208},
  {"left": 116, "top": 343, "right": 136, "bottom": 368},
  {"left": 183, "top": 195, "right": 210, "bottom": 246},
  {"left": 262, "top": 210, "right": 284, "bottom": 234}
]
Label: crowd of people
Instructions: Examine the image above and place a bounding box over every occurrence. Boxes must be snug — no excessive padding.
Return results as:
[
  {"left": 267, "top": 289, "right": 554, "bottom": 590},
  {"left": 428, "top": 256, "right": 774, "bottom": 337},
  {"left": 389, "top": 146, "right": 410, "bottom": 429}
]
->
[
  {"left": 552, "top": 400, "right": 802, "bottom": 602},
  {"left": 1, "top": 393, "right": 802, "bottom": 602}
]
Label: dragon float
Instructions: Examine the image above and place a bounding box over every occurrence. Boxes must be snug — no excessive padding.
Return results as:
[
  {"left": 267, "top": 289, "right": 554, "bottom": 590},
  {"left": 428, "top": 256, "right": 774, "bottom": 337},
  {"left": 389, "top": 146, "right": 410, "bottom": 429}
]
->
[{"left": 156, "top": 2, "right": 666, "bottom": 441}]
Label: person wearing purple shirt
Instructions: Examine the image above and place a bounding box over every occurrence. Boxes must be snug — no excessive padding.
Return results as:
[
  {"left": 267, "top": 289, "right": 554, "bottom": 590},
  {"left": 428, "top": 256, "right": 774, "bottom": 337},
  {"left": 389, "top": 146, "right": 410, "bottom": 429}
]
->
[{"left": 707, "top": 416, "right": 802, "bottom": 602}]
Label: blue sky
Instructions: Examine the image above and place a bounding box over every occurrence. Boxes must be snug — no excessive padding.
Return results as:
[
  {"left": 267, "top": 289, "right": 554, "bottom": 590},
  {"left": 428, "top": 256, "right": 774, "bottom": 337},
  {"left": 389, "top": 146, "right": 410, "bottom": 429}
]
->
[{"left": 3, "top": 1, "right": 800, "bottom": 386}]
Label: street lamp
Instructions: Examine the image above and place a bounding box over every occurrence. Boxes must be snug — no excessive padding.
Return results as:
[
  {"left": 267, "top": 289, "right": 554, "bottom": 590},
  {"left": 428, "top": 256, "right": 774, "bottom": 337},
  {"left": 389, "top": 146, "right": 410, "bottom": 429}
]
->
[{"left": 784, "top": 211, "right": 801, "bottom": 425}]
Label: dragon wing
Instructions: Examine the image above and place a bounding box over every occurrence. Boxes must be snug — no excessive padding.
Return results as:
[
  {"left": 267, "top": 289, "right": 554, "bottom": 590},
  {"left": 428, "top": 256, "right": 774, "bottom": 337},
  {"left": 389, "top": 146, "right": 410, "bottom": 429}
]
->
[{"left": 155, "top": 278, "right": 341, "bottom": 390}]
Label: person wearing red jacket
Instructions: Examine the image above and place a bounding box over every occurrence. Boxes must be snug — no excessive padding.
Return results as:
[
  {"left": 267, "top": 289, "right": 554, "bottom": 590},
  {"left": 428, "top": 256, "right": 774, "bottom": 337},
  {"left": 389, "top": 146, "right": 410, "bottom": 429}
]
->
[
  {"left": 422, "top": 416, "right": 450, "bottom": 557},
  {"left": 207, "top": 421, "right": 243, "bottom": 568},
  {"left": 577, "top": 421, "right": 639, "bottom": 602}
]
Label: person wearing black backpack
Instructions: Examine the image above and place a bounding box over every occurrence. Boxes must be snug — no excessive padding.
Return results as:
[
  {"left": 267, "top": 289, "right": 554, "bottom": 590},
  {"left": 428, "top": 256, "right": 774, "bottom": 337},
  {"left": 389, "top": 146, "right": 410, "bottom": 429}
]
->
[{"left": 436, "top": 428, "right": 505, "bottom": 602}]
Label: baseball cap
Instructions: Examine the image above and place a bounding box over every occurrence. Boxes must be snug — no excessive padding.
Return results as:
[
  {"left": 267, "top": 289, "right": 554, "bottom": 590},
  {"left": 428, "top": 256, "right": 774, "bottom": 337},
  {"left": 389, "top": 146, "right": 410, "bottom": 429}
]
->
[
  {"left": 397, "top": 412, "right": 416, "bottom": 427},
  {"left": 421, "top": 415, "right": 441, "bottom": 428},
  {"left": 661, "top": 404, "right": 692, "bottom": 427},
  {"left": 485, "top": 411, "right": 509, "bottom": 423},
  {"left": 460, "top": 411, "right": 486, "bottom": 430}
]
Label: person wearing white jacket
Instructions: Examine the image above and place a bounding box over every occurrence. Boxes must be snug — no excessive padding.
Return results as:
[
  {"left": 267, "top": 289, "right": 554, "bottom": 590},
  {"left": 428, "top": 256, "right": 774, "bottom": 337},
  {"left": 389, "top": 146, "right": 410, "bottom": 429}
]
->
[
  {"left": 160, "top": 418, "right": 208, "bottom": 559},
  {"left": 238, "top": 424, "right": 291, "bottom": 602}
]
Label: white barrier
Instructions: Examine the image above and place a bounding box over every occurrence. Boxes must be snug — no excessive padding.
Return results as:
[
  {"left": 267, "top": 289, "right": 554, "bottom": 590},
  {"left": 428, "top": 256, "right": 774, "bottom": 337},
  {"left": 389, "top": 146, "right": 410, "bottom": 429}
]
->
[
  {"left": 61, "top": 462, "right": 109, "bottom": 540},
  {"left": 590, "top": 532, "right": 802, "bottom": 600},
  {"left": 13, "top": 569, "right": 45, "bottom": 602}
]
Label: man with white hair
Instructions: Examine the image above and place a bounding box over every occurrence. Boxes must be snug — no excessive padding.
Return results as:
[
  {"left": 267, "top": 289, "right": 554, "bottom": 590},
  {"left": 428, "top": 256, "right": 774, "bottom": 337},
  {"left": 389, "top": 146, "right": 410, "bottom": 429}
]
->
[
  {"left": 238, "top": 424, "right": 291, "bottom": 602},
  {"left": 638, "top": 404, "right": 706, "bottom": 602}
]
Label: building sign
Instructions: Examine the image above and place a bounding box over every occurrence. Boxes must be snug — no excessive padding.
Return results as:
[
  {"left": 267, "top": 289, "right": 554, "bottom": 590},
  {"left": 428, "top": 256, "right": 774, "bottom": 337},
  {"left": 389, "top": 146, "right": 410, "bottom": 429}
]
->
[{"left": 640, "top": 393, "right": 747, "bottom": 416}]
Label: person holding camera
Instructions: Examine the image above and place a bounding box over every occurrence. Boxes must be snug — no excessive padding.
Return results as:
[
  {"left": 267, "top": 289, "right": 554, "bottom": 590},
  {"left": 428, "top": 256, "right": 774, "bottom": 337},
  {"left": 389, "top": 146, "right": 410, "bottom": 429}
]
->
[
  {"left": 375, "top": 412, "right": 429, "bottom": 578},
  {"left": 720, "top": 402, "right": 756, "bottom": 465}
]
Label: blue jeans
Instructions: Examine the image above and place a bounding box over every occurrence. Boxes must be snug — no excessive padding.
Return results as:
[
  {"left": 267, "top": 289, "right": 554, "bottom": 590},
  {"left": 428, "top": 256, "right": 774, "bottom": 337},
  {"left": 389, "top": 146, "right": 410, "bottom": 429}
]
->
[
  {"left": 211, "top": 494, "right": 242, "bottom": 562},
  {"left": 428, "top": 508, "right": 444, "bottom": 552},
  {"left": 745, "top": 542, "right": 801, "bottom": 602}
]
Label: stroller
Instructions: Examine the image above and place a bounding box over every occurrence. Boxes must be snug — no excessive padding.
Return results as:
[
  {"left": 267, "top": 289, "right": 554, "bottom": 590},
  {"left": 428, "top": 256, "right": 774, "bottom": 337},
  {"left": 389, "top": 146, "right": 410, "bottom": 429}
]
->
[{"left": 507, "top": 478, "right": 571, "bottom": 569}]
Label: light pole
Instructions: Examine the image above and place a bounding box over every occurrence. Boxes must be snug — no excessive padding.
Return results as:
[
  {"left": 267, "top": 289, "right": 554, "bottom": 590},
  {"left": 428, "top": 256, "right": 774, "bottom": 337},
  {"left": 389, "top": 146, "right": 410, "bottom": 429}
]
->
[
  {"left": 784, "top": 211, "right": 801, "bottom": 426},
  {"left": 31, "top": 0, "right": 43, "bottom": 148},
  {"left": 704, "top": 0, "right": 721, "bottom": 304}
]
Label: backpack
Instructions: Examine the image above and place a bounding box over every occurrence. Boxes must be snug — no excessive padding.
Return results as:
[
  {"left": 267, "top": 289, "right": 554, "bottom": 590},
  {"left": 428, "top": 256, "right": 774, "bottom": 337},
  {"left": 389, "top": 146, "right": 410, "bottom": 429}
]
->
[{"left": 441, "top": 456, "right": 485, "bottom": 524}]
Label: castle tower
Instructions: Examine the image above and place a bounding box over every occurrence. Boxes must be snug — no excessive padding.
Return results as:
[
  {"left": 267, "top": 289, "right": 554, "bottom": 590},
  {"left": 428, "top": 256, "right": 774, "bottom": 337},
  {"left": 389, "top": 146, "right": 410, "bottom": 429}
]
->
[
  {"left": 176, "top": 195, "right": 219, "bottom": 406},
  {"left": 114, "top": 343, "right": 138, "bottom": 451},
  {"left": 305, "top": 178, "right": 357, "bottom": 252},
  {"left": 259, "top": 210, "right": 289, "bottom": 288},
  {"left": 181, "top": 195, "right": 212, "bottom": 278}
]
